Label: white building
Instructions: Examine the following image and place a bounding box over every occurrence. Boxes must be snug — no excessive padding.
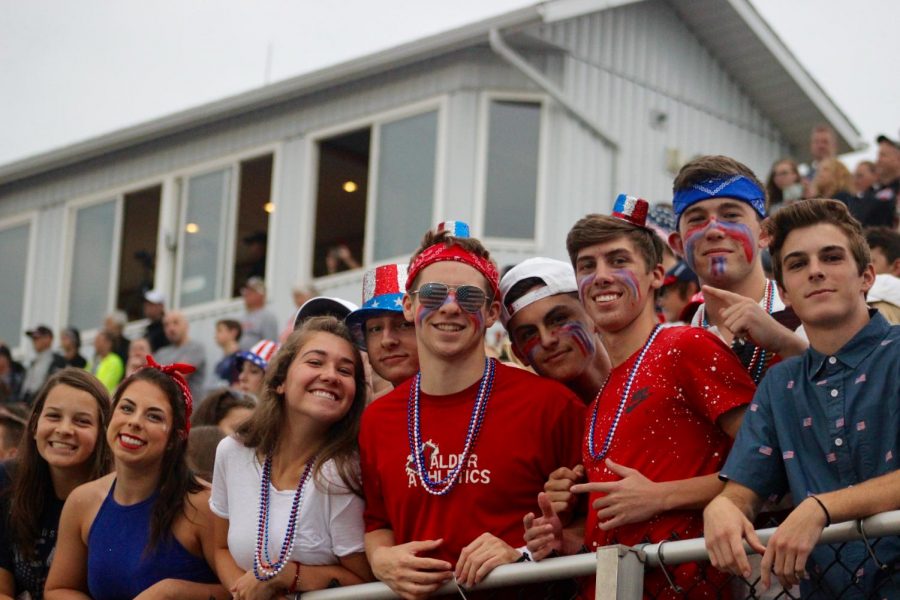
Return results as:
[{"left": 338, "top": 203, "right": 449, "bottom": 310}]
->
[{"left": 0, "top": 0, "right": 860, "bottom": 376}]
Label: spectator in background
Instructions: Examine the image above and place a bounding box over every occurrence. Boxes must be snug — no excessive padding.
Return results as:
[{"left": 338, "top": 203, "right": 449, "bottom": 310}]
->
[
  {"left": 849, "top": 134, "right": 900, "bottom": 228},
  {"left": 142, "top": 290, "right": 169, "bottom": 352},
  {"left": 866, "top": 227, "right": 900, "bottom": 276},
  {"left": 811, "top": 157, "right": 855, "bottom": 205},
  {"left": 854, "top": 160, "right": 878, "bottom": 196},
  {"left": 241, "top": 231, "right": 267, "bottom": 280},
  {"left": 155, "top": 311, "right": 207, "bottom": 401},
  {"left": 658, "top": 260, "right": 701, "bottom": 324},
  {"left": 804, "top": 124, "right": 838, "bottom": 182},
  {"left": 20, "top": 326, "right": 66, "bottom": 405},
  {"left": 125, "top": 337, "right": 151, "bottom": 378},
  {"left": 59, "top": 327, "right": 86, "bottom": 369},
  {"left": 279, "top": 283, "right": 318, "bottom": 343},
  {"left": 0, "top": 407, "right": 25, "bottom": 459},
  {"left": 0, "top": 345, "right": 26, "bottom": 404},
  {"left": 88, "top": 330, "right": 124, "bottom": 394},
  {"left": 192, "top": 389, "right": 256, "bottom": 435},
  {"left": 238, "top": 277, "right": 279, "bottom": 351},
  {"left": 103, "top": 310, "right": 130, "bottom": 364},
  {"left": 212, "top": 319, "right": 242, "bottom": 384},
  {"left": 765, "top": 158, "right": 805, "bottom": 212},
  {"left": 234, "top": 339, "right": 277, "bottom": 399}
]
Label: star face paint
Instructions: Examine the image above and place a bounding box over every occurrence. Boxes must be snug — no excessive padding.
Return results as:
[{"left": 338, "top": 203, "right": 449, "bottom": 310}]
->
[
  {"left": 612, "top": 269, "right": 641, "bottom": 304},
  {"left": 682, "top": 217, "right": 757, "bottom": 276}
]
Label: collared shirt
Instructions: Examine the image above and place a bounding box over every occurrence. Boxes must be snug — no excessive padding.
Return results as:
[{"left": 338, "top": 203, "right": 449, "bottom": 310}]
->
[{"left": 722, "top": 311, "right": 899, "bottom": 597}]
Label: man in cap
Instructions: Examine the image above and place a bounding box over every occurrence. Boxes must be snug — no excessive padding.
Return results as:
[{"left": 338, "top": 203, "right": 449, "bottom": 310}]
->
[
  {"left": 359, "top": 224, "right": 584, "bottom": 597},
  {"left": 849, "top": 134, "right": 900, "bottom": 228},
  {"left": 345, "top": 264, "right": 419, "bottom": 388},
  {"left": 20, "top": 326, "right": 66, "bottom": 404},
  {"left": 239, "top": 277, "right": 279, "bottom": 351},
  {"left": 526, "top": 196, "right": 755, "bottom": 598},
  {"left": 669, "top": 155, "right": 807, "bottom": 384},
  {"left": 142, "top": 289, "right": 169, "bottom": 352}
]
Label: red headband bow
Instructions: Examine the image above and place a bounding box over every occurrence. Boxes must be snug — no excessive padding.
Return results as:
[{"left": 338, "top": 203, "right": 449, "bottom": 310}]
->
[
  {"left": 142, "top": 355, "right": 195, "bottom": 437},
  {"left": 407, "top": 243, "right": 500, "bottom": 299}
]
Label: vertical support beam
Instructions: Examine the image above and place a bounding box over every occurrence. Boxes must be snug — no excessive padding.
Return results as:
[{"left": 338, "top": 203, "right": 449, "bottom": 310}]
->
[{"left": 595, "top": 545, "right": 644, "bottom": 600}]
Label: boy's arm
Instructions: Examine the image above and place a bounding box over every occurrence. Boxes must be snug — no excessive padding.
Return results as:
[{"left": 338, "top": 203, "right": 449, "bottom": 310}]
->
[
  {"left": 365, "top": 529, "right": 452, "bottom": 600},
  {"left": 703, "top": 482, "right": 766, "bottom": 579}
]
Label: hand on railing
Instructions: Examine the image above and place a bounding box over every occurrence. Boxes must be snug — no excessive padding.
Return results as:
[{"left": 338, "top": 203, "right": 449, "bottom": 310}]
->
[
  {"left": 370, "top": 539, "right": 452, "bottom": 600},
  {"left": 703, "top": 495, "right": 767, "bottom": 579},
  {"left": 454, "top": 533, "right": 521, "bottom": 589},
  {"left": 758, "top": 496, "right": 828, "bottom": 590}
]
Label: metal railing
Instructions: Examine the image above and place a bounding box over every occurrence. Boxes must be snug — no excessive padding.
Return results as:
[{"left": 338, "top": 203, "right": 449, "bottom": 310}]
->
[{"left": 302, "top": 509, "right": 900, "bottom": 599}]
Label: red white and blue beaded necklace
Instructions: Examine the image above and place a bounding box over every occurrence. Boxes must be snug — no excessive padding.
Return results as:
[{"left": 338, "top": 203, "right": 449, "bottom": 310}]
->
[
  {"left": 253, "top": 452, "right": 317, "bottom": 581},
  {"left": 407, "top": 357, "right": 495, "bottom": 496},
  {"left": 586, "top": 324, "right": 661, "bottom": 461}
]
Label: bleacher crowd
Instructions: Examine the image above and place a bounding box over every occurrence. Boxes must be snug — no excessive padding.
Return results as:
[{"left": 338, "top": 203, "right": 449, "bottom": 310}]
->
[{"left": 0, "top": 126, "right": 898, "bottom": 599}]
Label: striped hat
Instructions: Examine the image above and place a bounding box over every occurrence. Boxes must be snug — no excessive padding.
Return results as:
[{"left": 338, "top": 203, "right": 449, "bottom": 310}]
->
[
  {"left": 235, "top": 339, "right": 278, "bottom": 371},
  {"left": 611, "top": 194, "right": 650, "bottom": 228},
  {"left": 346, "top": 264, "right": 408, "bottom": 349}
]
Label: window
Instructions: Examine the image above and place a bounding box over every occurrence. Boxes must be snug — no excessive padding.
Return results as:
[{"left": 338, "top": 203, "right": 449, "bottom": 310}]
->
[
  {"left": 67, "top": 186, "right": 161, "bottom": 329},
  {"left": 0, "top": 220, "right": 32, "bottom": 344},
  {"left": 176, "top": 153, "right": 273, "bottom": 308},
  {"left": 312, "top": 108, "right": 439, "bottom": 277},
  {"left": 482, "top": 100, "right": 542, "bottom": 240}
]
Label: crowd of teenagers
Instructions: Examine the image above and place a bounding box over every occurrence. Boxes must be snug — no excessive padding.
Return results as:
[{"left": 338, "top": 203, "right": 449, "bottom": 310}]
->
[{"left": 0, "top": 136, "right": 899, "bottom": 600}]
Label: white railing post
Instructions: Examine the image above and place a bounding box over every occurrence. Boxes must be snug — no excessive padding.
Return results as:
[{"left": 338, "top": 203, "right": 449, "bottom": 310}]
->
[{"left": 595, "top": 545, "right": 644, "bottom": 600}]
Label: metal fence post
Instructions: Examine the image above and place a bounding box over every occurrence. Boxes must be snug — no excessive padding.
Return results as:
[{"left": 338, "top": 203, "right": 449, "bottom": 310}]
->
[{"left": 595, "top": 544, "right": 644, "bottom": 600}]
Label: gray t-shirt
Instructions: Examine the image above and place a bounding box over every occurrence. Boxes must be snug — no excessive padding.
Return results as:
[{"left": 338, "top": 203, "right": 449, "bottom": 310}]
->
[
  {"left": 240, "top": 307, "right": 280, "bottom": 350},
  {"left": 154, "top": 339, "right": 207, "bottom": 401}
]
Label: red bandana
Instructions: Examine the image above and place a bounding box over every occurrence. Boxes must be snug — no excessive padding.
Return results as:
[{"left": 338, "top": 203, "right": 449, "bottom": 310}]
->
[
  {"left": 142, "top": 355, "right": 195, "bottom": 437},
  {"left": 407, "top": 243, "right": 500, "bottom": 299}
]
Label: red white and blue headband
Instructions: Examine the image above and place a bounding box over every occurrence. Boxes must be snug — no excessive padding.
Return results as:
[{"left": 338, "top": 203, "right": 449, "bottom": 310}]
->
[{"left": 672, "top": 174, "right": 766, "bottom": 224}]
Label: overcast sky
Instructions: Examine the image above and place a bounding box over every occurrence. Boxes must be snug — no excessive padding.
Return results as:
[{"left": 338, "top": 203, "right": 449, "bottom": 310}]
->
[{"left": 0, "top": 0, "right": 897, "bottom": 169}]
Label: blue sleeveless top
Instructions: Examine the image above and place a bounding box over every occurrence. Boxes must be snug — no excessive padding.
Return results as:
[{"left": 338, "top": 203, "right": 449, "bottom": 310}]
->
[{"left": 87, "top": 480, "right": 218, "bottom": 600}]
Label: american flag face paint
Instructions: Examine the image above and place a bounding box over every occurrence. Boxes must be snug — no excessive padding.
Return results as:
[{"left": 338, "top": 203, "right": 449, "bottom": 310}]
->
[
  {"left": 577, "top": 272, "right": 596, "bottom": 305},
  {"left": 559, "top": 321, "right": 596, "bottom": 357},
  {"left": 682, "top": 217, "right": 757, "bottom": 277}
]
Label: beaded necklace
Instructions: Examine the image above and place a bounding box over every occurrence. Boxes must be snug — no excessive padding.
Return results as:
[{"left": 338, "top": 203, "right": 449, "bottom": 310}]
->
[
  {"left": 586, "top": 324, "right": 661, "bottom": 462},
  {"left": 253, "top": 452, "right": 317, "bottom": 581},
  {"left": 701, "top": 279, "right": 775, "bottom": 384},
  {"left": 407, "top": 357, "right": 495, "bottom": 496}
]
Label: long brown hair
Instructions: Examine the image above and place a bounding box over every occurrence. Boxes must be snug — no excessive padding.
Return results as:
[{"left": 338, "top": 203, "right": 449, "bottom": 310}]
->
[
  {"left": 239, "top": 316, "right": 366, "bottom": 496},
  {"left": 7, "top": 369, "right": 112, "bottom": 559},
  {"left": 111, "top": 366, "right": 203, "bottom": 550}
]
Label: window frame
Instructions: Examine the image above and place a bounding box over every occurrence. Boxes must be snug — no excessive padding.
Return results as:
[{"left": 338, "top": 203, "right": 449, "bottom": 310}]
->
[
  {"left": 305, "top": 96, "right": 448, "bottom": 284},
  {"left": 0, "top": 211, "right": 38, "bottom": 350},
  {"left": 473, "top": 91, "right": 549, "bottom": 250}
]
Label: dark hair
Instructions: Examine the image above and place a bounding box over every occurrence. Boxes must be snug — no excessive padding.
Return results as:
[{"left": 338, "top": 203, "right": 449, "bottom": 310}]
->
[
  {"left": 407, "top": 230, "right": 497, "bottom": 299},
  {"left": 765, "top": 158, "right": 800, "bottom": 208},
  {"left": 216, "top": 319, "right": 242, "bottom": 340},
  {"left": 8, "top": 369, "right": 112, "bottom": 559},
  {"left": 503, "top": 276, "right": 547, "bottom": 311},
  {"left": 186, "top": 425, "right": 226, "bottom": 483},
  {"left": 0, "top": 414, "right": 25, "bottom": 451},
  {"left": 673, "top": 155, "right": 766, "bottom": 206},
  {"left": 111, "top": 367, "right": 203, "bottom": 550},
  {"left": 764, "top": 199, "right": 870, "bottom": 290},
  {"left": 865, "top": 227, "right": 900, "bottom": 264},
  {"left": 566, "top": 214, "right": 664, "bottom": 272},
  {"left": 239, "top": 317, "right": 366, "bottom": 496},
  {"left": 193, "top": 388, "right": 256, "bottom": 428}
]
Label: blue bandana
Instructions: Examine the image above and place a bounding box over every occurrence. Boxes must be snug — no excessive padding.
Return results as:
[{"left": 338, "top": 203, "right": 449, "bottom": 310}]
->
[{"left": 673, "top": 175, "right": 766, "bottom": 223}]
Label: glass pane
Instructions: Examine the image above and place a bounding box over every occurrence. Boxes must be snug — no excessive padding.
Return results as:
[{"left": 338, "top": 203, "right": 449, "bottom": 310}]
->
[
  {"left": 69, "top": 201, "right": 117, "bottom": 330},
  {"left": 0, "top": 223, "right": 30, "bottom": 344},
  {"left": 118, "top": 185, "right": 161, "bottom": 321},
  {"left": 483, "top": 101, "right": 541, "bottom": 239},
  {"left": 180, "top": 169, "right": 229, "bottom": 307},
  {"left": 232, "top": 154, "right": 273, "bottom": 296},
  {"left": 374, "top": 111, "right": 437, "bottom": 261}
]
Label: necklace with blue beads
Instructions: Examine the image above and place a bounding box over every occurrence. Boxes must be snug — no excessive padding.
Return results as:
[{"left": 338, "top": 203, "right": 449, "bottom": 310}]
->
[{"left": 407, "top": 357, "right": 495, "bottom": 496}]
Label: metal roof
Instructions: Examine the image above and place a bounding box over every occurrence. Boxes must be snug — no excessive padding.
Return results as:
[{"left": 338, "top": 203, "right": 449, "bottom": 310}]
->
[{"left": 0, "top": 0, "right": 861, "bottom": 186}]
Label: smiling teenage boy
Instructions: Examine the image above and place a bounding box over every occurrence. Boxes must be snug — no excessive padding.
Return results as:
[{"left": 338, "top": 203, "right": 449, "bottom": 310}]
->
[
  {"left": 545, "top": 196, "right": 755, "bottom": 598},
  {"left": 669, "top": 156, "right": 807, "bottom": 383},
  {"left": 358, "top": 229, "right": 584, "bottom": 598},
  {"left": 703, "top": 199, "right": 900, "bottom": 597}
]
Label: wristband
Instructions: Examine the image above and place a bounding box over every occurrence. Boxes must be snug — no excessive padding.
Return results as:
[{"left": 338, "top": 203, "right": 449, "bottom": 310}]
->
[
  {"left": 515, "top": 546, "right": 532, "bottom": 562},
  {"left": 809, "top": 495, "right": 832, "bottom": 527},
  {"left": 288, "top": 561, "right": 301, "bottom": 594}
]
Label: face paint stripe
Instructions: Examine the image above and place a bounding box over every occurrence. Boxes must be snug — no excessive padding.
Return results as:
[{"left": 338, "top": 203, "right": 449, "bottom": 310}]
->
[
  {"left": 578, "top": 273, "right": 596, "bottom": 304},
  {"left": 559, "top": 322, "right": 596, "bottom": 357},
  {"left": 613, "top": 269, "right": 641, "bottom": 304}
]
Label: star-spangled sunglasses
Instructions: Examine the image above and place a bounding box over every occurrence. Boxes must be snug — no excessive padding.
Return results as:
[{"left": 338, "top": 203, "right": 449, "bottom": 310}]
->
[{"left": 408, "top": 282, "right": 489, "bottom": 313}]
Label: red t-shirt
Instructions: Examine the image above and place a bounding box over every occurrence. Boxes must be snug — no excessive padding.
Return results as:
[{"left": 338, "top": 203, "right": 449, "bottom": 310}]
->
[
  {"left": 583, "top": 326, "right": 755, "bottom": 598},
  {"left": 360, "top": 360, "right": 585, "bottom": 565}
]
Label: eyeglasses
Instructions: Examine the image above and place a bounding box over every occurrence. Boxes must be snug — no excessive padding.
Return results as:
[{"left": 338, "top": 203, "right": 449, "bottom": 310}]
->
[{"left": 409, "top": 282, "right": 489, "bottom": 313}]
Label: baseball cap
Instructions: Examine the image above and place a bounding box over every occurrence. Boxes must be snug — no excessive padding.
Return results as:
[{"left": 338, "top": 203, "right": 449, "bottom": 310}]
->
[
  {"left": 241, "top": 277, "right": 266, "bottom": 295},
  {"left": 144, "top": 289, "right": 166, "bottom": 305},
  {"left": 876, "top": 134, "right": 900, "bottom": 150},
  {"left": 25, "top": 325, "right": 53, "bottom": 338},
  {"left": 345, "top": 264, "right": 408, "bottom": 349},
  {"left": 499, "top": 257, "right": 578, "bottom": 327},
  {"left": 662, "top": 261, "right": 699, "bottom": 287},
  {"left": 294, "top": 296, "right": 359, "bottom": 330},
  {"left": 235, "top": 339, "right": 279, "bottom": 372}
]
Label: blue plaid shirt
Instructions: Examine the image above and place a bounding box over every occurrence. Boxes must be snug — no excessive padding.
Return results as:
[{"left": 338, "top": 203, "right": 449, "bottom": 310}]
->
[{"left": 722, "top": 311, "right": 899, "bottom": 597}]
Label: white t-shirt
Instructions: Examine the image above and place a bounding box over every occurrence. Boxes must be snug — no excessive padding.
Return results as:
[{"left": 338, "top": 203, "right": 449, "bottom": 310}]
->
[{"left": 209, "top": 436, "right": 365, "bottom": 569}]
